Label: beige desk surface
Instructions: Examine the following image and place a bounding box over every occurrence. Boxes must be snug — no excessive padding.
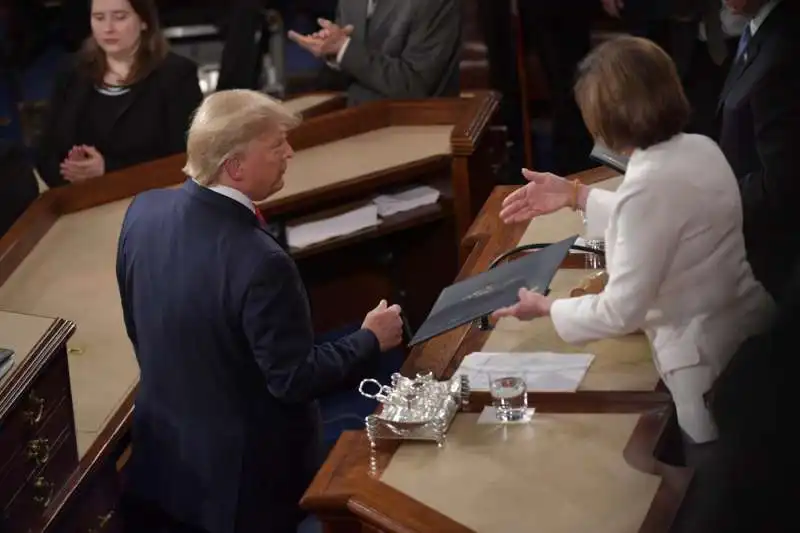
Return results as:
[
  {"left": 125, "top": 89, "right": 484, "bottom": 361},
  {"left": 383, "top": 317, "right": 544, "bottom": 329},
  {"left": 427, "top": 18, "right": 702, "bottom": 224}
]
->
[
  {"left": 481, "top": 177, "right": 660, "bottom": 391},
  {"left": 382, "top": 413, "right": 660, "bottom": 533},
  {"left": 0, "top": 200, "right": 135, "bottom": 456},
  {"left": 283, "top": 93, "right": 339, "bottom": 113},
  {"left": 260, "top": 125, "right": 453, "bottom": 206},
  {"left": 0, "top": 311, "right": 57, "bottom": 389},
  {"left": 0, "top": 126, "right": 454, "bottom": 456}
]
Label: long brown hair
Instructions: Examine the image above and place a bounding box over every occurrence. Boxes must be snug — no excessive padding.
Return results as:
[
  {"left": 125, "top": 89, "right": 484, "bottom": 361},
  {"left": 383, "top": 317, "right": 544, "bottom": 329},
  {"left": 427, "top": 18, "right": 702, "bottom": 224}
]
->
[{"left": 78, "top": 0, "right": 169, "bottom": 86}]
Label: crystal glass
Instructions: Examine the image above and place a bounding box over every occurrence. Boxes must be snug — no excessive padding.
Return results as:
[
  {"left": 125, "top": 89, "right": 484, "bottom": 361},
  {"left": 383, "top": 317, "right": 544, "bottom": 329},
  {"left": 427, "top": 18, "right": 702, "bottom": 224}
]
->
[{"left": 487, "top": 371, "right": 528, "bottom": 422}]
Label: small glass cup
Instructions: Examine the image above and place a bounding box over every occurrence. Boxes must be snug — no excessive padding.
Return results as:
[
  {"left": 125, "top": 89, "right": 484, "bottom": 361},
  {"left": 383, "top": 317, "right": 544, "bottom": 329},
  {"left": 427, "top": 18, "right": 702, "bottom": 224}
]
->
[
  {"left": 578, "top": 209, "right": 605, "bottom": 269},
  {"left": 487, "top": 371, "right": 528, "bottom": 422}
]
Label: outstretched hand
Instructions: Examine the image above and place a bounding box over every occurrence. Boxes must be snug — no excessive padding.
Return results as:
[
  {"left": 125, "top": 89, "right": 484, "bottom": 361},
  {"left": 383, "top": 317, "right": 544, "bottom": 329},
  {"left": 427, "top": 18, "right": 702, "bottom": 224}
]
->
[
  {"left": 499, "top": 169, "right": 573, "bottom": 224},
  {"left": 492, "top": 288, "right": 553, "bottom": 322}
]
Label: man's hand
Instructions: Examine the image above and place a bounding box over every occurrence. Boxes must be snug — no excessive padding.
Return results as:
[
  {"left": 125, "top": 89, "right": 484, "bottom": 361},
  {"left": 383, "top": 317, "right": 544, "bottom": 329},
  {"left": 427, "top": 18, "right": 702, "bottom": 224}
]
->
[
  {"left": 60, "top": 145, "right": 105, "bottom": 183},
  {"left": 288, "top": 18, "right": 353, "bottom": 59},
  {"left": 361, "top": 299, "right": 403, "bottom": 352}
]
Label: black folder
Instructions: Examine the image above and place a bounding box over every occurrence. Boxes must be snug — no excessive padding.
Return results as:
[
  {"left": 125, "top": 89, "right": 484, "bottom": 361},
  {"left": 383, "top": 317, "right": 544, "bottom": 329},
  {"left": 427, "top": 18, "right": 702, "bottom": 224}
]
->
[{"left": 408, "top": 235, "right": 578, "bottom": 346}]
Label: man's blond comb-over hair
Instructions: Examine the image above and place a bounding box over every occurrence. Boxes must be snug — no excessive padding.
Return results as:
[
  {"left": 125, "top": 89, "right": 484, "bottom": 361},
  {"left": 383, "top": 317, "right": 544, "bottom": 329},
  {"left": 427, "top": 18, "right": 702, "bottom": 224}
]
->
[{"left": 183, "top": 89, "right": 301, "bottom": 185}]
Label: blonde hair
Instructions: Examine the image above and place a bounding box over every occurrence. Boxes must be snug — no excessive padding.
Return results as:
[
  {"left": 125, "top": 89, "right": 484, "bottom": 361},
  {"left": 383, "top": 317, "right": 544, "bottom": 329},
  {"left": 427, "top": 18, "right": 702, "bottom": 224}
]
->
[{"left": 183, "top": 90, "right": 301, "bottom": 185}]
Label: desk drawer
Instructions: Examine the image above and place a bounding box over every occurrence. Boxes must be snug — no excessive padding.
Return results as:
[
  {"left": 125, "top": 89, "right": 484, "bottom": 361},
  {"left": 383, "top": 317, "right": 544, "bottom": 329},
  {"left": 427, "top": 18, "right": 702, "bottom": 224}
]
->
[
  {"left": 0, "top": 354, "right": 72, "bottom": 478},
  {"left": 1, "top": 427, "right": 76, "bottom": 533},
  {"left": 0, "top": 396, "right": 74, "bottom": 507},
  {"left": 50, "top": 459, "right": 123, "bottom": 533}
]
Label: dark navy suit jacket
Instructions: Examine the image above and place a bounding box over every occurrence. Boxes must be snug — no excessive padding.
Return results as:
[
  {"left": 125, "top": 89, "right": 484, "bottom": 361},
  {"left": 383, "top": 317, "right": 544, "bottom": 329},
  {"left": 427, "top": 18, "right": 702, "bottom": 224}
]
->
[
  {"left": 718, "top": 0, "right": 800, "bottom": 296},
  {"left": 116, "top": 179, "right": 380, "bottom": 533}
]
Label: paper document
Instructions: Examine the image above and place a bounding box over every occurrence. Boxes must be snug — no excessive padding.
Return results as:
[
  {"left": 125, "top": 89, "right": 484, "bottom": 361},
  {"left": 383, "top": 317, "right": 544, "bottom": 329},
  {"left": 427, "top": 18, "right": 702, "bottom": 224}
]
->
[
  {"left": 372, "top": 186, "right": 440, "bottom": 218},
  {"left": 455, "top": 352, "right": 595, "bottom": 392},
  {"left": 286, "top": 204, "right": 380, "bottom": 249}
]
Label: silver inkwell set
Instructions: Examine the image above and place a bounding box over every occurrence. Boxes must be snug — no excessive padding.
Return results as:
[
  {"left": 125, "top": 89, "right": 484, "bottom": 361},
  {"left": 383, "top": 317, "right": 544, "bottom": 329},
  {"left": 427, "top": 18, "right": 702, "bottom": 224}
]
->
[{"left": 358, "top": 371, "right": 470, "bottom": 473}]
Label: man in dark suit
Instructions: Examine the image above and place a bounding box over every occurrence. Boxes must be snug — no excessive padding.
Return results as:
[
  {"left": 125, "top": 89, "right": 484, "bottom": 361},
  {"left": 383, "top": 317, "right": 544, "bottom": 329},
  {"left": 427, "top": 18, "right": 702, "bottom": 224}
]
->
[
  {"left": 718, "top": 0, "right": 800, "bottom": 297},
  {"left": 116, "top": 89, "right": 403, "bottom": 533},
  {"left": 288, "top": 0, "right": 461, "bottom": 106}
]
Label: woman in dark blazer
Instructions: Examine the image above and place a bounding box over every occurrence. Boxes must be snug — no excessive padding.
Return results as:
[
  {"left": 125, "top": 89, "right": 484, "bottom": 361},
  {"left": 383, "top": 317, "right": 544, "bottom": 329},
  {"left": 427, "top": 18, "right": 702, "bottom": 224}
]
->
[{"left": 37, "top": 0, "right": 203, "bottom": 188}]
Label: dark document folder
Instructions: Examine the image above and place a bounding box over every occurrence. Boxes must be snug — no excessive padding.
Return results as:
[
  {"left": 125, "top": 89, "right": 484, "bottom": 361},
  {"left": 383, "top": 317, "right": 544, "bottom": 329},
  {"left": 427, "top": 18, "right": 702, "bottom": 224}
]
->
[{"left": 408, "top": 235, "right": 578, "bottom": 346}]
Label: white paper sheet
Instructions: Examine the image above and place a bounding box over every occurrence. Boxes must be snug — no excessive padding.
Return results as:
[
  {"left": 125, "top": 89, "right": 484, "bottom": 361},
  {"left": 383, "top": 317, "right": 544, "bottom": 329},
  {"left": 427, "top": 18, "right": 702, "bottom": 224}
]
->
[
  {"left": 286, "top": 204, "right": 380, "bottom": 249},
  {"left": 372, "top": 186, "right": 440, "bottom": 218},
  {"left": 455, "top": 352, "right": 595, "bottom": 392}
]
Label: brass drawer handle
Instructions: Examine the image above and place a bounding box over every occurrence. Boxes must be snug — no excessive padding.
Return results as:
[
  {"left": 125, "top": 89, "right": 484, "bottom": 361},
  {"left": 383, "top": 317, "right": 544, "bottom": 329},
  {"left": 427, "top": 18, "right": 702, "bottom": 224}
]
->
[
  {"left": 33, "top": 476, "right": 54, "bottom": 508},
  {"left": 23, "top": 392, "right": 45, "bottom": 426},
  {"left": 26, "top": 438, "right": 51, "bottom": 466},
  {"left": 88, "top": 510, "right": 115, "bottom": 532}
]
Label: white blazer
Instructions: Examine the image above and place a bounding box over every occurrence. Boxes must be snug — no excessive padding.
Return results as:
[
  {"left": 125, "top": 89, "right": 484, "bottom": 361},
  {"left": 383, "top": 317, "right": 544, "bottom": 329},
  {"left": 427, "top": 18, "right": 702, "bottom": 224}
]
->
[{"left": 550, "top": 134, "right": 775, "bottom": 443}]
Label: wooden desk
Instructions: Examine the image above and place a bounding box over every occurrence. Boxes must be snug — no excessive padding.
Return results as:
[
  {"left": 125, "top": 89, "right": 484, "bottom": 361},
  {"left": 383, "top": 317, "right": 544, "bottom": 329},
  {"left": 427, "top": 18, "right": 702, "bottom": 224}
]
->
[
  {"left": 0, "top": 92, "right": 502, "bottom": 531},
  {"left": 0, "top": 311, "right": 76, "bottom": 531},
  {"left": 300, "top": 168, "right": 690, "bottom": 533},
  {"left": 283, "top": 92, "right": 347, "bottom": 119}
]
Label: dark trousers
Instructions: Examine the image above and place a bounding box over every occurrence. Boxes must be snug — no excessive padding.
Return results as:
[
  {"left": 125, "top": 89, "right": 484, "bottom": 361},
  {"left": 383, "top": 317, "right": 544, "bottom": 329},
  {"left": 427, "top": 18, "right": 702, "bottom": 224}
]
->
[
  {"left": 670, "top": 436, "right": 735, "bottom": 533},
  {"left": 122, "top": 494, "right": 210, "bottom": 533}
]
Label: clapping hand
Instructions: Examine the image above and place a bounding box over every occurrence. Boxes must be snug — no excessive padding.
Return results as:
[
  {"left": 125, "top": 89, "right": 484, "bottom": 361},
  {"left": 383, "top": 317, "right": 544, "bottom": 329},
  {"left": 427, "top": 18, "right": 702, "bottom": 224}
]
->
[
  {"left": 288, "top": 18, "right": 354, "bottom": 59},
  {"left": 492, "top": 288, "right": 553, "bottom": 322},
  {"left": 60, "top": 145, "right": 105, "bottom": 183},
  {"left": 499, "top": 169, "right": 575, "bottom": 224}
]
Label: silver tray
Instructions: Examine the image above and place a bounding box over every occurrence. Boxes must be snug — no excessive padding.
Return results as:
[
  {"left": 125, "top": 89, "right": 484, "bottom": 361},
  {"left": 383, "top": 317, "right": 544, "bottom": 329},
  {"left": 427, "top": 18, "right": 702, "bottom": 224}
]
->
[{"left": 359, "top": 372, "right": 470, "bottom": 448}]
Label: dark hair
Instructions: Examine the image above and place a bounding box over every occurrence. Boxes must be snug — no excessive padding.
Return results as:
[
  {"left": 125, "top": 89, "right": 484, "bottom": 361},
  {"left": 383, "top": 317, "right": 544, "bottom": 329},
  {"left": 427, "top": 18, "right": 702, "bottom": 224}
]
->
[
  {"left": 574, "top": 36, "right": 690, "bottom": 152},
  {"left": 78, "top": 0, "right": 169, "bottom": 86}
]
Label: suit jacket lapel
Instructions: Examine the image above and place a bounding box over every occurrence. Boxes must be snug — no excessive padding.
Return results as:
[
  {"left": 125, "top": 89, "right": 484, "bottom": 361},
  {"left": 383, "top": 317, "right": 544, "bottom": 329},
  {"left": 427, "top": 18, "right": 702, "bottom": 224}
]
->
[
  {"left": 346, "top": 0, "right": 369, "bottom": 42},
  {"left": 367, "top": 0, "right": 394, "bottom": 39},
  {"left": 718, "top": 1, "right": 788, "bottom": 110}
]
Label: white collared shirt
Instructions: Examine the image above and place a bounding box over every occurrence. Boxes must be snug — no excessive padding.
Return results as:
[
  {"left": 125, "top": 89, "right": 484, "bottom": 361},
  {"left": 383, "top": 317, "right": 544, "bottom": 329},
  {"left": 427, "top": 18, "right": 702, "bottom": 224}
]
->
[{"left": 193, "top": 179, "right": 255, "bottom": 213}]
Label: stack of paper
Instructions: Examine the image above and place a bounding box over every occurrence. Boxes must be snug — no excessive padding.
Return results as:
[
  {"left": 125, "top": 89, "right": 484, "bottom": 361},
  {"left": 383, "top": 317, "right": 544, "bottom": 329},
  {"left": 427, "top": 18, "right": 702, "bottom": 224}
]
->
[
  {"left": 286, "top": 204, "right": 380, "bottom": 249},
  {"left": 372, "top": 186, "right": 441, "bottom": 218},
  {"left": 454, "top": 351, "right": 595, "bottom": 392}
]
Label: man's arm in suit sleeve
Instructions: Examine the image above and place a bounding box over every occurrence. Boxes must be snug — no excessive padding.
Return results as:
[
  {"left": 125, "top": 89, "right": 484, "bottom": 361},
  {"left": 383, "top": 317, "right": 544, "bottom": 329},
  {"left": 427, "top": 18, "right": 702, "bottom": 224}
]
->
[
  {"left": 115, "top": 208, "right": 138, "bottom": 352},
  {"left": 739, "top": 59, "right": 800, "bottom": 232},
  {"left": 242, "top": 250, "right": 380, "bottom": 403},
  {"left": 337, "top": 0, "right": 461, "bottom": 98},
  {"left": 550, "top": 183, "right": 681, "bottom": 344}
]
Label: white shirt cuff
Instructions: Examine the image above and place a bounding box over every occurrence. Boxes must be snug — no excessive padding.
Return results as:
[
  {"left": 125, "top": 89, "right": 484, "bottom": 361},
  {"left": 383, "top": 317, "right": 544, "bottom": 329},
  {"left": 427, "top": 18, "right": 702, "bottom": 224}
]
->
[{"left": 336, "top": 37, "right": 351, "bottom": 64}]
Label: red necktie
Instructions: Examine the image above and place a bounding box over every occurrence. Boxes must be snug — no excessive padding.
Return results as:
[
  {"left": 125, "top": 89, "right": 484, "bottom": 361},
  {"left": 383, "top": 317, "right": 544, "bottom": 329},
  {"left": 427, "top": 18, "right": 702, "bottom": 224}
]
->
[{"left": 253, "top": 204, "right": 266, "bottom": 226}]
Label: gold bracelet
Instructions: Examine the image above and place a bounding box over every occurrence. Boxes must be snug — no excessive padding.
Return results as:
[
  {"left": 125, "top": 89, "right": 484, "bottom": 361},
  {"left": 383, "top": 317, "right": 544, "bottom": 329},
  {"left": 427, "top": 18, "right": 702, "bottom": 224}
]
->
[{"left": 570, "top": 179, "right": 580, "bottom": 211}]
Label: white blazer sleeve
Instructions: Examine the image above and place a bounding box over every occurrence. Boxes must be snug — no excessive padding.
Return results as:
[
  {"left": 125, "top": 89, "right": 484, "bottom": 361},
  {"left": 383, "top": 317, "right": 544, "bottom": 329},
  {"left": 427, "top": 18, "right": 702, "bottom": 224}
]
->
[
  {"left": 584, "top": 189, "right": 618, "bottom": 238},
  {"left": 550, "top": 183, "right": 682, "bottom": 344}
]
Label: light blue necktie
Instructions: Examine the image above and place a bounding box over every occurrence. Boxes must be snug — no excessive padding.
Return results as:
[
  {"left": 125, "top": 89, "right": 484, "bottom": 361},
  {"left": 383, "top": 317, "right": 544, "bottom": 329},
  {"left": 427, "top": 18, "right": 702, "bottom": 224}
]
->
[{"left": 736, "top": 25, "right": 753, "bottom": 61}]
